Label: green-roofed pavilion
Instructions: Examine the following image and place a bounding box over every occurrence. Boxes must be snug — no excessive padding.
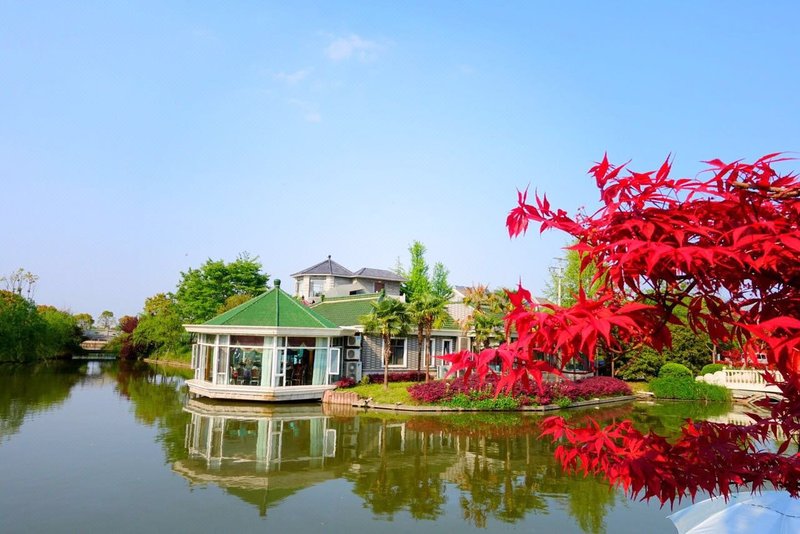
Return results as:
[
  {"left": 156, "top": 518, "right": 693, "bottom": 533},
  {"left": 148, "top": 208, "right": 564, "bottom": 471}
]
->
[
  {"left": 184, "top": 280, "right": 348, "bottom": 402},
  {"left": 204, "top": 285, "right": 339, "bottom": 329}
]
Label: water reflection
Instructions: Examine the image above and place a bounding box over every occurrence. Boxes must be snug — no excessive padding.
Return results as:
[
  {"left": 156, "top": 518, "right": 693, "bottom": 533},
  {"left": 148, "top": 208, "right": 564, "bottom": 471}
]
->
[
  {"left": 178, "top": 401, "right": 661, "bottom": 531},
  {"left": 0, "top": 361, "right": 751, "bottom": 533},
  {"left": 0, "top": 361, "right": 85, "bottom": 442},
  {"left": 176, "top": 401, "right": 349, "bottom": 515},
  {"left": 107, "top": 360, "right": 193, "bottom": 460}
]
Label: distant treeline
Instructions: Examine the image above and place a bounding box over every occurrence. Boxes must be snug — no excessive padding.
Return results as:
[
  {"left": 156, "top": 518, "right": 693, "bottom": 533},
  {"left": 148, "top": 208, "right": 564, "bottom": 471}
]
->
[{"left": 0, "top": 290, "right": 83, "bottom": 362}]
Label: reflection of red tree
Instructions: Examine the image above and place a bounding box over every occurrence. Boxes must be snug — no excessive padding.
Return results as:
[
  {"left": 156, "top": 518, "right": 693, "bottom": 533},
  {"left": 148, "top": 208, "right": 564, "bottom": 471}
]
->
[
  {"left": 447, "top": 154, "right": 800, "bottom": 504},
  {"left": 406, "top": 416, "right": 541, "bottom": 439}
]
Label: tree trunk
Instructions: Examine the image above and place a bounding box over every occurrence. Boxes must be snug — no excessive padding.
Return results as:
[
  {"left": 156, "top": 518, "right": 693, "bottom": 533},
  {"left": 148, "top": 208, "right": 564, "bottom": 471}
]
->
[
  {"left": 417, "top": 325, "right": 424, "bottom": 375},
  {"left": 424, "top": 326, "right": 432, "bottom": 382},
  {"left": 383, "top": 334, "right": 390, "bottom": 390}
]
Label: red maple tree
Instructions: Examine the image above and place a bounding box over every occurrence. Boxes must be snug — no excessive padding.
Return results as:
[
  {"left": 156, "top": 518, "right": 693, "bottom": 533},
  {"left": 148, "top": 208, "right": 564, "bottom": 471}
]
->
[{"left": 443, "top": 153, "right": 800, "bottom": 505}]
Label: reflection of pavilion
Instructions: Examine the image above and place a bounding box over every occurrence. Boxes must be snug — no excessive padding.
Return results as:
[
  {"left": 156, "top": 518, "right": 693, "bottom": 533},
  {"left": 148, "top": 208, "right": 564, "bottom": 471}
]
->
[
  {"left": 174, "top": 399, "right": 351, "bottom": 515},
  {"left": 179, "top": 399, "right": 344, "bottom": 470},
  {"left": 173, "top": 401, "right": 575, "bottom": 523}
]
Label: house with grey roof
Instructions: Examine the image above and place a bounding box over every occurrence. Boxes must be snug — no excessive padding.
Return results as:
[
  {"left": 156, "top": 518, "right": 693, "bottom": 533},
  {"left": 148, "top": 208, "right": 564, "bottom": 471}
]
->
[
  {"left": 310, "top": 293, "right": 466, "bottom": 381},
  {"left": 292, "top": 256, "right": 469, "bottom": 379},
  {"left": 291, "top": 256, "right": 405, "bottom": 302}
]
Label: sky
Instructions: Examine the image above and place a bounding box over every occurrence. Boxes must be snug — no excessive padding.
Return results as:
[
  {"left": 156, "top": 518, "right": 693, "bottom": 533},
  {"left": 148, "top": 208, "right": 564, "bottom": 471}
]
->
[{"left": 2, "top": 1, "right": 799, "bottom": 319}]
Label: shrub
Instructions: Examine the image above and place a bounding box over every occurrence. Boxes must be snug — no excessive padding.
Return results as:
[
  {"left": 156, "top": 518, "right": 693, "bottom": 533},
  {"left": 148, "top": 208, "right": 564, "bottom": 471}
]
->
[
  {"left": 700, "top": 363, "right": 725, "bottom": 376},
  {"left": 407, "top": 374, "right": 631, "bottom": 406},
  {"left": 649, "top": 376, "right": 695, "bottom": 399},
  {"left": 442, "top": 392, "right": 520, "bottom": 410},
  {"left": 335, "top": 377, "right": 356, "bottom": 388},
  {"left": 659, "top": 362, "right": 693, "bottom": 379},
  {"left": 695, "top": 381, "right": 732, "bottom": 402},
  {"left": 570, "top": 376, "right": 632, "bottom": 399},
  {"left": 407, "top": 380, "right": 450, "bottom": 403},
  {"left": 618, "top": 351, "right": 665, "bottom": 381},
  {"left": 555, "top": 397, "right": 572, "bottom": 408},
  {"left": 649, "top": 376, "right": 731, "bottom": 401},
  {"left": 366, "top": 371, "right": 427, "bottom": 383}
]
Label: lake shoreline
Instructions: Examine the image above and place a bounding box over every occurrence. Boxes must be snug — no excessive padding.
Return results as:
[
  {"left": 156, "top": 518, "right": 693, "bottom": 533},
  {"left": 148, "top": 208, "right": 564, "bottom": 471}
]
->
[{"left": 323, "top": 389, "right": 642, "bottom": 413}]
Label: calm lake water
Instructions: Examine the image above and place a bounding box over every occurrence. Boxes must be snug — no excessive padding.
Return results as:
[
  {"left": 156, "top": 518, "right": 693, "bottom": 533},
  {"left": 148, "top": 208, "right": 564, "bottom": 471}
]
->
[{"left": 0, "top": 360, "right": 737, "bottom": 533}]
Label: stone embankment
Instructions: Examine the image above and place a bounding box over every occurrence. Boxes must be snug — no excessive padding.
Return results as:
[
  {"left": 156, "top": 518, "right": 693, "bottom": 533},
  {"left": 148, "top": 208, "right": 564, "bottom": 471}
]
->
[{"left": 322, "top": 389, "right": 638, "bottom": 413}]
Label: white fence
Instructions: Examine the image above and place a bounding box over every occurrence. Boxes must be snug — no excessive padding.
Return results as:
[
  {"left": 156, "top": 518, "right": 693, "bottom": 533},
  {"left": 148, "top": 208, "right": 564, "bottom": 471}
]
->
[{"left": 697, "top": 369, "right": 783, "bottom": 394}]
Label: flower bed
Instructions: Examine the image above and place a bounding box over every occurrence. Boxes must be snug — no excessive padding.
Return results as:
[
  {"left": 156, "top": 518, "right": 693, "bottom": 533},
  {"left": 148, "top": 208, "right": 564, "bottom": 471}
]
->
[
  {"left": 364, "top": 371, "right": 428, "bottom": 383},
  {"left": 407, "top": 375, "right": 632, "bottom": 408}
]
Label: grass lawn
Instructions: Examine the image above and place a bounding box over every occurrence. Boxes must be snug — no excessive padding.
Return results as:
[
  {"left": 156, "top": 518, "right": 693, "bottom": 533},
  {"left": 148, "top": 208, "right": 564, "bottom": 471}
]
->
[
  {"left": 348, "top": 381, "right": 419, "bottom": 405},
  {"left": 345, "top": 379, "right": 646, "bottom": 407}
]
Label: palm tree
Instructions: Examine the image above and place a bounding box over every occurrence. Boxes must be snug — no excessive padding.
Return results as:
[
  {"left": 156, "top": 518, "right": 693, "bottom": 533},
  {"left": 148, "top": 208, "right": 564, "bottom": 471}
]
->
[
  {"left": 462, "top": 285, "right": 508, "bottom": 351},
  {"left": 360, "top": 296, "right": 410, "bottom": 389},
  {"left": 409, "top": 293, "right": 448, "bottom": 382}
]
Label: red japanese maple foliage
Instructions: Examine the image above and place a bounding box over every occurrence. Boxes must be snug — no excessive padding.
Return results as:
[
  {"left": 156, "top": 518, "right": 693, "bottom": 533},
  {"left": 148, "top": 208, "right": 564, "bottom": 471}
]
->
[{"left": 442, "top": 153, "right": 800, "bottom": 505}]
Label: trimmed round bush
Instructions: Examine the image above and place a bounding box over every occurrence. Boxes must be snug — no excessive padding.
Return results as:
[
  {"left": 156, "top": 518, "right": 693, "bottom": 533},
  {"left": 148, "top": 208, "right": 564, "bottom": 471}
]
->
[
  {"left": 659, "top": 362, "right": 693, "bottom": 379},
  {"left": 700, "top": 363, "right": 725, "bottom": 376}
]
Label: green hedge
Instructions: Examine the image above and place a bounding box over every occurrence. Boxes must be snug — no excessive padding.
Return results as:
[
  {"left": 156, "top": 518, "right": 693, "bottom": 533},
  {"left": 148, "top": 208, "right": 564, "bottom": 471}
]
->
[
  {"left": 649, "top": 376, "right": 731, "bottom": 402},
  {"left": 659, "top": 362, "right": 693, "bottom": 379},
  {"left": 700, "top": 363, "right": 725, "bottom": 376}
]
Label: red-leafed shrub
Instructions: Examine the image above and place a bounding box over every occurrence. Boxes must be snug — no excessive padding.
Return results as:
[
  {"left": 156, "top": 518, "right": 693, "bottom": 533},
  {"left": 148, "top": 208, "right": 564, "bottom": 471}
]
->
[
  {"left": 335, "top": 377, "right": 356, "bottom": 388},
  {"left": 408, "top": 374, "right": 630, "bottom": 405},
  {"left": 570, "top": 376, "right": 632, "bottom": 399},
  {"left": 407, "top": 380, "right": 450, "bottom": 403},
  {"left": 366, "top": 371, "right": 427, "bottom": 383}
]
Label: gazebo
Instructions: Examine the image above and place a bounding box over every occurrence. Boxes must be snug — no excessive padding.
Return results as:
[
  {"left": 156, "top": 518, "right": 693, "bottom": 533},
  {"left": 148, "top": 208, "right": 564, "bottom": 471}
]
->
[{"left": 184, "top": 280, "right": 351, "bottom": 402}]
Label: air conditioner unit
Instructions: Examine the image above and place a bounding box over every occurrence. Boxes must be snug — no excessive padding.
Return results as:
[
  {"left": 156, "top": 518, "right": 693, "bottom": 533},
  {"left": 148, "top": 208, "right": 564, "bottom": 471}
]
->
[
  {"left": 345, "top": 348, "right": 361, "bottom": 361},
  {"left": 346, "top": 334, "right": 362, "bottom": 347},
  {"left": 345, "top": 361, "right": 362, "bottom": 382}
]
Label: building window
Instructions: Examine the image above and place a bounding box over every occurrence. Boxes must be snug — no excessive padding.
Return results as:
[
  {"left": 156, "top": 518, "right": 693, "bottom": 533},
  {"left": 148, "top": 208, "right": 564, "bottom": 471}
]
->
[
  {"left": 442, "top": 339, "right": 453, "bottom": 355},
  {"left": 383, "top": 338, "right": 407, "bottom": 367},
  {"left": 310, "top": 277, "right": 325, "bottom": 297},
  {"left": 374, "top": 281, "right": 385, "bottom": 293}
]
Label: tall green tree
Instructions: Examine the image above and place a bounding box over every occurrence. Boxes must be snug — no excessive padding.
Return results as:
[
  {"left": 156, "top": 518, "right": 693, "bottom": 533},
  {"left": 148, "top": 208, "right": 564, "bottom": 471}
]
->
[
  {"left": 360, "top": 296, "right": 410, "bottom": 389},
  {"left": 431, "top": 262, "right": 454, "bottom": 301},
  {"left": 133, "top": 293, "right": 186, "bottom": 357},
  {"left": 36, "top": 306, "right": 82, "bottom": 357},
  {"left": 174, "top": 252, "right": 269, "bottom": 322},
  {"left": 73, "top": 313, "right": 94, "bottom": 331},
  {"left": 0, "top": 290, "right": 45, "bottom": 362},
  {"left": 400, "top": 241, "right": 431, "bottom": 301},
  {"left": 216, "top": 293, "right": 253, "bottom": 314},
  {"left": 0, "top": 292, "right": 82, "bottom": 362},
  {"left": 98, "top": 310, "right": 115, "bottom": 333},
  {"left": 1, "top": 268, "right": 39, "bottom": 300},
  {"left": 400, "top": 242, "right": 453, "bottom": 371}
]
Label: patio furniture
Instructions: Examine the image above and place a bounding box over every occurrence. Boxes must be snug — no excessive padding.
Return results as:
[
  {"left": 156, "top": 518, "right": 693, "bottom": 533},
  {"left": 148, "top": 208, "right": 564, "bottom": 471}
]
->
[{"left": 291, "top": 364, "right": 306, "bottom": 385}]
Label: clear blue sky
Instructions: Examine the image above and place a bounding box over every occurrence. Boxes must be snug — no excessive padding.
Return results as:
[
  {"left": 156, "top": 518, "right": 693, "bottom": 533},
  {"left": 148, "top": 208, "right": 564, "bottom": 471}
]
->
[{"left": 2, "top": 2, "right": 799, "bottom": 318}]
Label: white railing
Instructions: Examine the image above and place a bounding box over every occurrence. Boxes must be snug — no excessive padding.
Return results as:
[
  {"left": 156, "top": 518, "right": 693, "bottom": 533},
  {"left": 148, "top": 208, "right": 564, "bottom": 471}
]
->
[{"left": 697, "top": 369, "right": 783, "bottom": 394}]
